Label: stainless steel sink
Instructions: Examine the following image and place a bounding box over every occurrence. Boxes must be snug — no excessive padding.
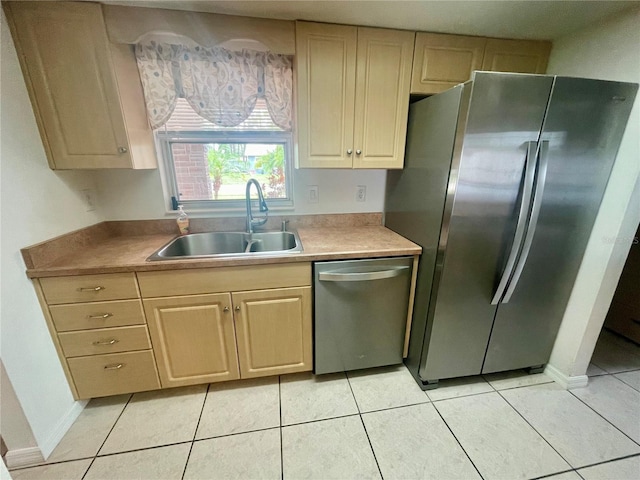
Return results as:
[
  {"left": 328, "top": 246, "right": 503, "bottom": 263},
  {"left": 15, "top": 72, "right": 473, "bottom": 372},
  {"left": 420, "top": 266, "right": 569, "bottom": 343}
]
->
[{"left": 147, "top": 231, "right": 303, "bottom": 261}]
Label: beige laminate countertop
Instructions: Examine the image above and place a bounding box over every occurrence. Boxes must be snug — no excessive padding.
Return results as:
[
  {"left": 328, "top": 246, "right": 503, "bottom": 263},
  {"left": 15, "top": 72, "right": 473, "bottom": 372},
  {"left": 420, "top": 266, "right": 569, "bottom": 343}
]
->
[{"left": 25, "top": 226, "right": 421, "bottom": 278}]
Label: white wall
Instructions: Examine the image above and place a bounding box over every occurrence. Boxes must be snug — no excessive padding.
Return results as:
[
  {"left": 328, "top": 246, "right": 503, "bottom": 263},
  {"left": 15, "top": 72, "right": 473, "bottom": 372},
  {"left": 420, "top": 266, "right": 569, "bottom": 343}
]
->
[
  {"left": 0, "top": 362, "right": 37, "bottom": 452},
  {"left": 95, "top": 166, "right": 387, "bottom": 220},
  {"left": 546, "top": 7, "right": 640, "bottom": 380},
  {"left": 0, "top": 12, "right": 102, "bottom": 456}
]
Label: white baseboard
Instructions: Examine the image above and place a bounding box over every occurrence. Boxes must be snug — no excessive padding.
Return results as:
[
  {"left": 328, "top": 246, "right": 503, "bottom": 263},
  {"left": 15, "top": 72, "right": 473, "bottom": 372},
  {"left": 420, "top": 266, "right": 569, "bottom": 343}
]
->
[
  {"left": 545, "top": 364, "right": 589, "bottom": 389},
  {"left": 39, "top": 400, "right": 88, "bottom": 460},
  {"left": 4, "top": 447, "right": 44, "bottom": 469}
]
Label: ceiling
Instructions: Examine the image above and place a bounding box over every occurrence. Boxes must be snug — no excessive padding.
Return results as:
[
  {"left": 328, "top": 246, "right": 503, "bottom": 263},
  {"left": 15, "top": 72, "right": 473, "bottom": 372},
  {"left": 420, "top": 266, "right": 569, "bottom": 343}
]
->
[{"left": 99, "top": 0, "right": 639, "bottom": 40}]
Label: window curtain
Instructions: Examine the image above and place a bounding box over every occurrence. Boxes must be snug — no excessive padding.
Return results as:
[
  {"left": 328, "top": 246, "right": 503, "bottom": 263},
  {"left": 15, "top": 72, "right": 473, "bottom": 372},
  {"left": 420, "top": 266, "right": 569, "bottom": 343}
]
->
[{"left": 135, "top": 40, "right": 293, "bottom": 130}]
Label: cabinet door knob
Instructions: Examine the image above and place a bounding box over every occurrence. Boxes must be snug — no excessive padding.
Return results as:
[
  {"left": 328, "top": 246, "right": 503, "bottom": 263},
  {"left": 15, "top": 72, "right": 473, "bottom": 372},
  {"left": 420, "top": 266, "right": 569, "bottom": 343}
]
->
[
  {"left": 118, "top": 147, "right": 128, "bottom": 154},
  {"left": 235, "top": 305, "right": 241, "bottom": 311},
  {"left": 355, "top": 149, "right": 362, "bottom": 155},
  {"left": 346, "top": 149, "right": 353, "bottom": 155},
  {"left": 223, "top": 306, "right": 230, "bottom": 312}
]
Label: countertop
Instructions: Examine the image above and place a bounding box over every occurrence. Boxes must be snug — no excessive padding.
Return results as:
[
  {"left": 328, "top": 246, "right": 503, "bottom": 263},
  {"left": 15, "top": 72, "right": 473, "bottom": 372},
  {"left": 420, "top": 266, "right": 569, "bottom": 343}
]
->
[{"left": 23, "top": 225, "right": 421, "bottom": 278}]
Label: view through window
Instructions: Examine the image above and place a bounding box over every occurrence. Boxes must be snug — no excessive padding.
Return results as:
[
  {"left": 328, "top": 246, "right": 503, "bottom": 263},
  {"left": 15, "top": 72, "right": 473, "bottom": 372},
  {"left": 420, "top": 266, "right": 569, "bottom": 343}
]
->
[{"left": 157, "top": 98, "right": 293, "bottom": 209}]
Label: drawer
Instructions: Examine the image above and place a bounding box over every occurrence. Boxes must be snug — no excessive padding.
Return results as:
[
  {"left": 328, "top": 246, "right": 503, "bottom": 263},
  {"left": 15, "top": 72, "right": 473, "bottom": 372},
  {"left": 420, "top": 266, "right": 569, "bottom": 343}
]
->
[
  {"left": 137, "top": 263, "right": 312, "bottom": 297},
  {"left": 50, "top": 299, "right": 145, "bottom": 332},
  {"left": 58, "top": 325, "right": 151, "bottom": 357},
  {"left": 67, "top": 350, "right": 160, "bottom": 399},
  {"left": 40, "top": 273, "right": 139, "bottom": 305}
]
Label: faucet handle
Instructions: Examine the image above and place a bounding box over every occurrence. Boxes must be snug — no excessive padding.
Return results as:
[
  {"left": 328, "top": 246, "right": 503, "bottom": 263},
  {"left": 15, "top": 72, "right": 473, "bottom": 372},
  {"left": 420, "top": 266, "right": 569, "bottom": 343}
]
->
[{"left": 282, "top": 219, "right": 290, "bottom": 232}]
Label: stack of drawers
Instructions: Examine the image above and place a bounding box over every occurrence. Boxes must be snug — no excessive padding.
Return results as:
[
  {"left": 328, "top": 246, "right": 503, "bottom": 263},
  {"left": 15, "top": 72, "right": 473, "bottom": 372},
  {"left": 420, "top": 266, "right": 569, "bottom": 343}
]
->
[{"left": 39, "top": 273, "right": 160, "bottom": 399}]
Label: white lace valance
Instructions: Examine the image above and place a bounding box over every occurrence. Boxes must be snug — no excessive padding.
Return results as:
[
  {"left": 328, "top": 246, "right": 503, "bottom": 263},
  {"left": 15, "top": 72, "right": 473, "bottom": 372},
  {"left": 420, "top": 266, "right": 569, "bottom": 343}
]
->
[{"left": 135, "top": 41, "right": 293, "bottom": 130}]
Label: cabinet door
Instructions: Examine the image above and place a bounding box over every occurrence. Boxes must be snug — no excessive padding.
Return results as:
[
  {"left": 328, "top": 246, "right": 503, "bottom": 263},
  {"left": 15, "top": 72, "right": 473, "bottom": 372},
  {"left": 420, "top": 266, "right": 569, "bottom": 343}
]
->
[
  {"left": 143, "top": 294, "right": 240, "bottom": 388},
  {"left": 482, "top": 39, "right": 551, "bottom": 74},
  {"left": 5, "top": 1, "right": 132, "bottom": 169},
  {"left": 353, "top": 28, "right": 414, "bottom": 169},
  {"left": 411, "top": 33, "right": 486, "bottom": 95},
  {"left": 233, "top": 287, "right": 312, "bottom": 378},
  {"left": 296, "top": 22, "right": 357, "bottom": 168}
]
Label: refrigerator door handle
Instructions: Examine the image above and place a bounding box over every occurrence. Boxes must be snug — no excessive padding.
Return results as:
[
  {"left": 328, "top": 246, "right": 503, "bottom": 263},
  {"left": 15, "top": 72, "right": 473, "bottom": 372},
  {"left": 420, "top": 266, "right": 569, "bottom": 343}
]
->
[
  {"left": 502, "top": 140, "right": 550, "bottom": 303},
  {"left": 490, "top": 141, "right": 539, "bottom": 305}
]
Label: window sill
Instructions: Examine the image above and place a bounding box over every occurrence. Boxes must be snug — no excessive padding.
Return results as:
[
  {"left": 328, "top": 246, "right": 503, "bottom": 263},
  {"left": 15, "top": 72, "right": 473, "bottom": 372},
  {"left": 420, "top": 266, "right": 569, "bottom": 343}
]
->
[{"left": 163, "top": 203, "right": 296, "bottom": 217}]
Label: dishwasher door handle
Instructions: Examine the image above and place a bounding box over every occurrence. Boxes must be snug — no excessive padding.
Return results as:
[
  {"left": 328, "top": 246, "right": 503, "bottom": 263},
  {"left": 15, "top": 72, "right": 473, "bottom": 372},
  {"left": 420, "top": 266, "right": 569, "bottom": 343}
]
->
[{"left": 318, "top": 266, "right": 410, "bottom": 282}]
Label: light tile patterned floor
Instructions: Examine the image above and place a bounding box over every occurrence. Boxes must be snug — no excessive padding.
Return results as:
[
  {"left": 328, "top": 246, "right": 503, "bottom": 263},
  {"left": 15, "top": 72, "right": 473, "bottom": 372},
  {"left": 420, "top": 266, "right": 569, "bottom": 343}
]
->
[{"left": 9, "top": 328, "right": 640, "bottom": 480}]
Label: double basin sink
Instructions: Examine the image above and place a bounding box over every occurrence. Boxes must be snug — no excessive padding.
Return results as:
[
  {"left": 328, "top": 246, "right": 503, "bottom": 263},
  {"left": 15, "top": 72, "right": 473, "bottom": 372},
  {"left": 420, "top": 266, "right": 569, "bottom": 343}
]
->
[{"left": 147, "top": 231, "right": 303, "bottom": 261}]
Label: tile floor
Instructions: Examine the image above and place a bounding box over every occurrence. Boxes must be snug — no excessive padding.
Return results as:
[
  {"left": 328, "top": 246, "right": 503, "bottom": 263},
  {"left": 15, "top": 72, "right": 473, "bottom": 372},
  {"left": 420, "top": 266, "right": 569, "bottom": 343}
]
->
[{"left": 9, "top": 328, "right": 640, "bottom": 480}]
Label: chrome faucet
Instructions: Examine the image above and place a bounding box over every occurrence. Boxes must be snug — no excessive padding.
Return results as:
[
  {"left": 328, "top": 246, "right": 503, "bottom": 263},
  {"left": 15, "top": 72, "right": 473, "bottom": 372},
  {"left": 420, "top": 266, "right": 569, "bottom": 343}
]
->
[{"left": 245, "top": 179, "right": 269, "bottom": 233}]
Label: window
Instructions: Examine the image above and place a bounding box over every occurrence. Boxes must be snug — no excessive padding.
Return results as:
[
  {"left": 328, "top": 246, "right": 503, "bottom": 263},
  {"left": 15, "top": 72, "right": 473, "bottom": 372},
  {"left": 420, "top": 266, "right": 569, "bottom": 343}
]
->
[
  {"left": 157, "top": 99, "right": 293, "bottom": 210},
  {"left": 134, "top": 39, "right": 294, "bottom": 210}
]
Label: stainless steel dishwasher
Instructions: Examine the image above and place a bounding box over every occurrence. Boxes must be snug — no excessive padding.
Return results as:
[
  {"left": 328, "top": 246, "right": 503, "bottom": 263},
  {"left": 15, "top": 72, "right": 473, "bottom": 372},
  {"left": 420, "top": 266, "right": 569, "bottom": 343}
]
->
[{"left": 314, "top": 256, "right": 414, "bottom": 374}]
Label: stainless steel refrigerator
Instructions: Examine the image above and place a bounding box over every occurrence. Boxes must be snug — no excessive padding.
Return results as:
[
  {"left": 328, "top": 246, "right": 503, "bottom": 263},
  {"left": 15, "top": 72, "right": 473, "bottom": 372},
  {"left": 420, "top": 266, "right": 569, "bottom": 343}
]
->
[{"left": 385, "top": 71, "right": 637, "bottom": 389}]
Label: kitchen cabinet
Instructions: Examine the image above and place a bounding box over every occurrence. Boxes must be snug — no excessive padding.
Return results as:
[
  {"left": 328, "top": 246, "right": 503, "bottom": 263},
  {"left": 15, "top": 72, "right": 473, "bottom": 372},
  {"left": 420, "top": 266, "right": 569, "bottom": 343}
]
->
[
  {"left": 143, "top": 294, "right": 240, "bottom": 388},
  {"left": 35, "top": 273, "right": 160, "bottom": 399},
  {"left": 296, "top": 22, "right": 414, "bottom": 169},
  {"left": 138, "top": 263, "right": 313, "bottom": 388},
  {"left": 4, "top": 1, "right": 155, "bottom": 170},
  {"left": 411, "top": 32, "right": 551, "bottom": 94},
  {"left": 233, "top": 287, "right": 312, "bottom": 378}
]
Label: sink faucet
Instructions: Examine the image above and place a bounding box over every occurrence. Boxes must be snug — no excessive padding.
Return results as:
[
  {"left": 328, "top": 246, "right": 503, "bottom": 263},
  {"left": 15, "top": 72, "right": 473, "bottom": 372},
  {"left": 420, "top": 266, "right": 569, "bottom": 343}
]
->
[{"left": 245, "top": 179, "right": 269, "bottom": 233}]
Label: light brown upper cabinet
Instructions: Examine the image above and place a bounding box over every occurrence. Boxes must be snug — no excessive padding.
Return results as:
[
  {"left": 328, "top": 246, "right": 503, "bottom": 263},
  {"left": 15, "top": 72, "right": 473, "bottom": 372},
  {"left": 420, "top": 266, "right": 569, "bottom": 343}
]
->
[
  {"left": 411, "top": 33, "right": 552, "bottom": 95},
  {"left": 4, "top": 1, "right": 155, "bottom": 170},
  {"left": 296, "top": 22, "right": 414, "bottom": 169},
  {"left": 481, "top": 39, "right": 552, "bottom": 74}
]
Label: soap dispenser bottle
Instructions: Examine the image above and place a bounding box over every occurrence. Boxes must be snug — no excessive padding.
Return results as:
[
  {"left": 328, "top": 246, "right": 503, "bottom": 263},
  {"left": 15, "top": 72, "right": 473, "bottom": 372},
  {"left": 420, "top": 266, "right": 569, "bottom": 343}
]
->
[{"left": 176, "top": 205, "right": 190, "bottom": 235}]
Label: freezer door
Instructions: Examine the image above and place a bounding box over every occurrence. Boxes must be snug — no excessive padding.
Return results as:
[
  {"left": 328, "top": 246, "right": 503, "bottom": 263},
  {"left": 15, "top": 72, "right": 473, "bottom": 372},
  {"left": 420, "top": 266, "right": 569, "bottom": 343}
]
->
[
  {"left": 483, "top": 78, "right": 638, "bottom": 374},
  {"left": 419, "top": 72, "right": 554, "bottom": 382}
]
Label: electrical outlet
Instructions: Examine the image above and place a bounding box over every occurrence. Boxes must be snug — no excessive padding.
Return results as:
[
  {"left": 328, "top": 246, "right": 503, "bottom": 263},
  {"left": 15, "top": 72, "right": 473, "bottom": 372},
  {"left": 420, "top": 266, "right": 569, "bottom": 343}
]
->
[
  {"left": 356, "top": 185, "right": 366, "bottom": 202},
  {"left": 308, "top": 185, "right": 319, "bottom": 204},
  {"left": 81, "top": 188, "right": 96, "bottom": 212}
]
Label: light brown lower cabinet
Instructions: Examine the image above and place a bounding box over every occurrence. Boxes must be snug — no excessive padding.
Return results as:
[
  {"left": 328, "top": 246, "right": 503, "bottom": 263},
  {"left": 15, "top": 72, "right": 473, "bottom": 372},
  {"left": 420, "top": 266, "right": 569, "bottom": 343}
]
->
[
  {"left": 36, "top": 264, "right": 314, "bottom": 398},
  {"left": 143, "top": 293, "right": 240, "bottom": 388},
  {"left": 234, "top": 287, "right": 312, "bottom": 378},
  {"left": 143, "top": 287, "right": 313, "bottom": 388}
]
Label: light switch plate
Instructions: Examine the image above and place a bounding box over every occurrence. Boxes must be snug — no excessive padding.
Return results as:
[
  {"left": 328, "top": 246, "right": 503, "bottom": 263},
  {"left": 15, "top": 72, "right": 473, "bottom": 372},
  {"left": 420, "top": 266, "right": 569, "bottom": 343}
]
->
[
  {"left": 81, "top": 188, "right": 96, "bottom": 212},
  {"left": 308, "top": 185, "right": 319, "bottom": 204}
]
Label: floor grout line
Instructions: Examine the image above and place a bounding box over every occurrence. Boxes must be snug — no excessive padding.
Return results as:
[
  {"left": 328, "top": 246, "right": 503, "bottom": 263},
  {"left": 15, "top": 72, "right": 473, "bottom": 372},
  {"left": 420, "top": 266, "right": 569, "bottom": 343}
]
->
[
  {"left": 529, "top": 467, "right": 578, "bottom": 479},
  {"left": 81, "top": 393, "right": 133, "bottom": 479},
  {"left": 495, "top": 389, "right": 573, "bottom": 471},
  {"left": 180, "top": 383, "right": 210, "bottom": 480},
  {"left": 345, "top": 370, "right": 384, "bottom": 479},
  {"left": 281, "top": 412, "right": 361, "bottom": 428},
  {"left": 568, "top": 385, "right": 640, "bottom": 448},
  {"left": 430, "top": 401, "right": 485, "bottom": 480},
  {"left": 569, "top": 452, "right": 640, "bottom": 475}
]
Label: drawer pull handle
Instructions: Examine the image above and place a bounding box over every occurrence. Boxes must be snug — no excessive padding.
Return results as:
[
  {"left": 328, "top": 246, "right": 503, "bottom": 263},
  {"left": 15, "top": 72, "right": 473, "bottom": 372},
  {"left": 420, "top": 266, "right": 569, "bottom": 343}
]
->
[
  {"left": 78, "top": 286, "right": 105, "bottom": 292},
  {"left": 93, "top": 339, "right": 119, "bottom": 346},
  {"left": 223, "top": 306, "right": 230, "bottom": 312},
  {"left": 235, "top": 305, "right": 241, "bottom": 311},
  {"left": 104, "top": 363, "right": 124, "bottom": 370},
  {"left": 87, "top": 313, "right": 113, "bottom": 320}
]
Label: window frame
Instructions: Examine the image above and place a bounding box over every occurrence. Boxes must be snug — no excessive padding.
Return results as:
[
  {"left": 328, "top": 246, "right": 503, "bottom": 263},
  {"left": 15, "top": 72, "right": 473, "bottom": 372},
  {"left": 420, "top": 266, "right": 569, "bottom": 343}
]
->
[{"left": 156, "top": 130, "right": 295, "bottom": 211}]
